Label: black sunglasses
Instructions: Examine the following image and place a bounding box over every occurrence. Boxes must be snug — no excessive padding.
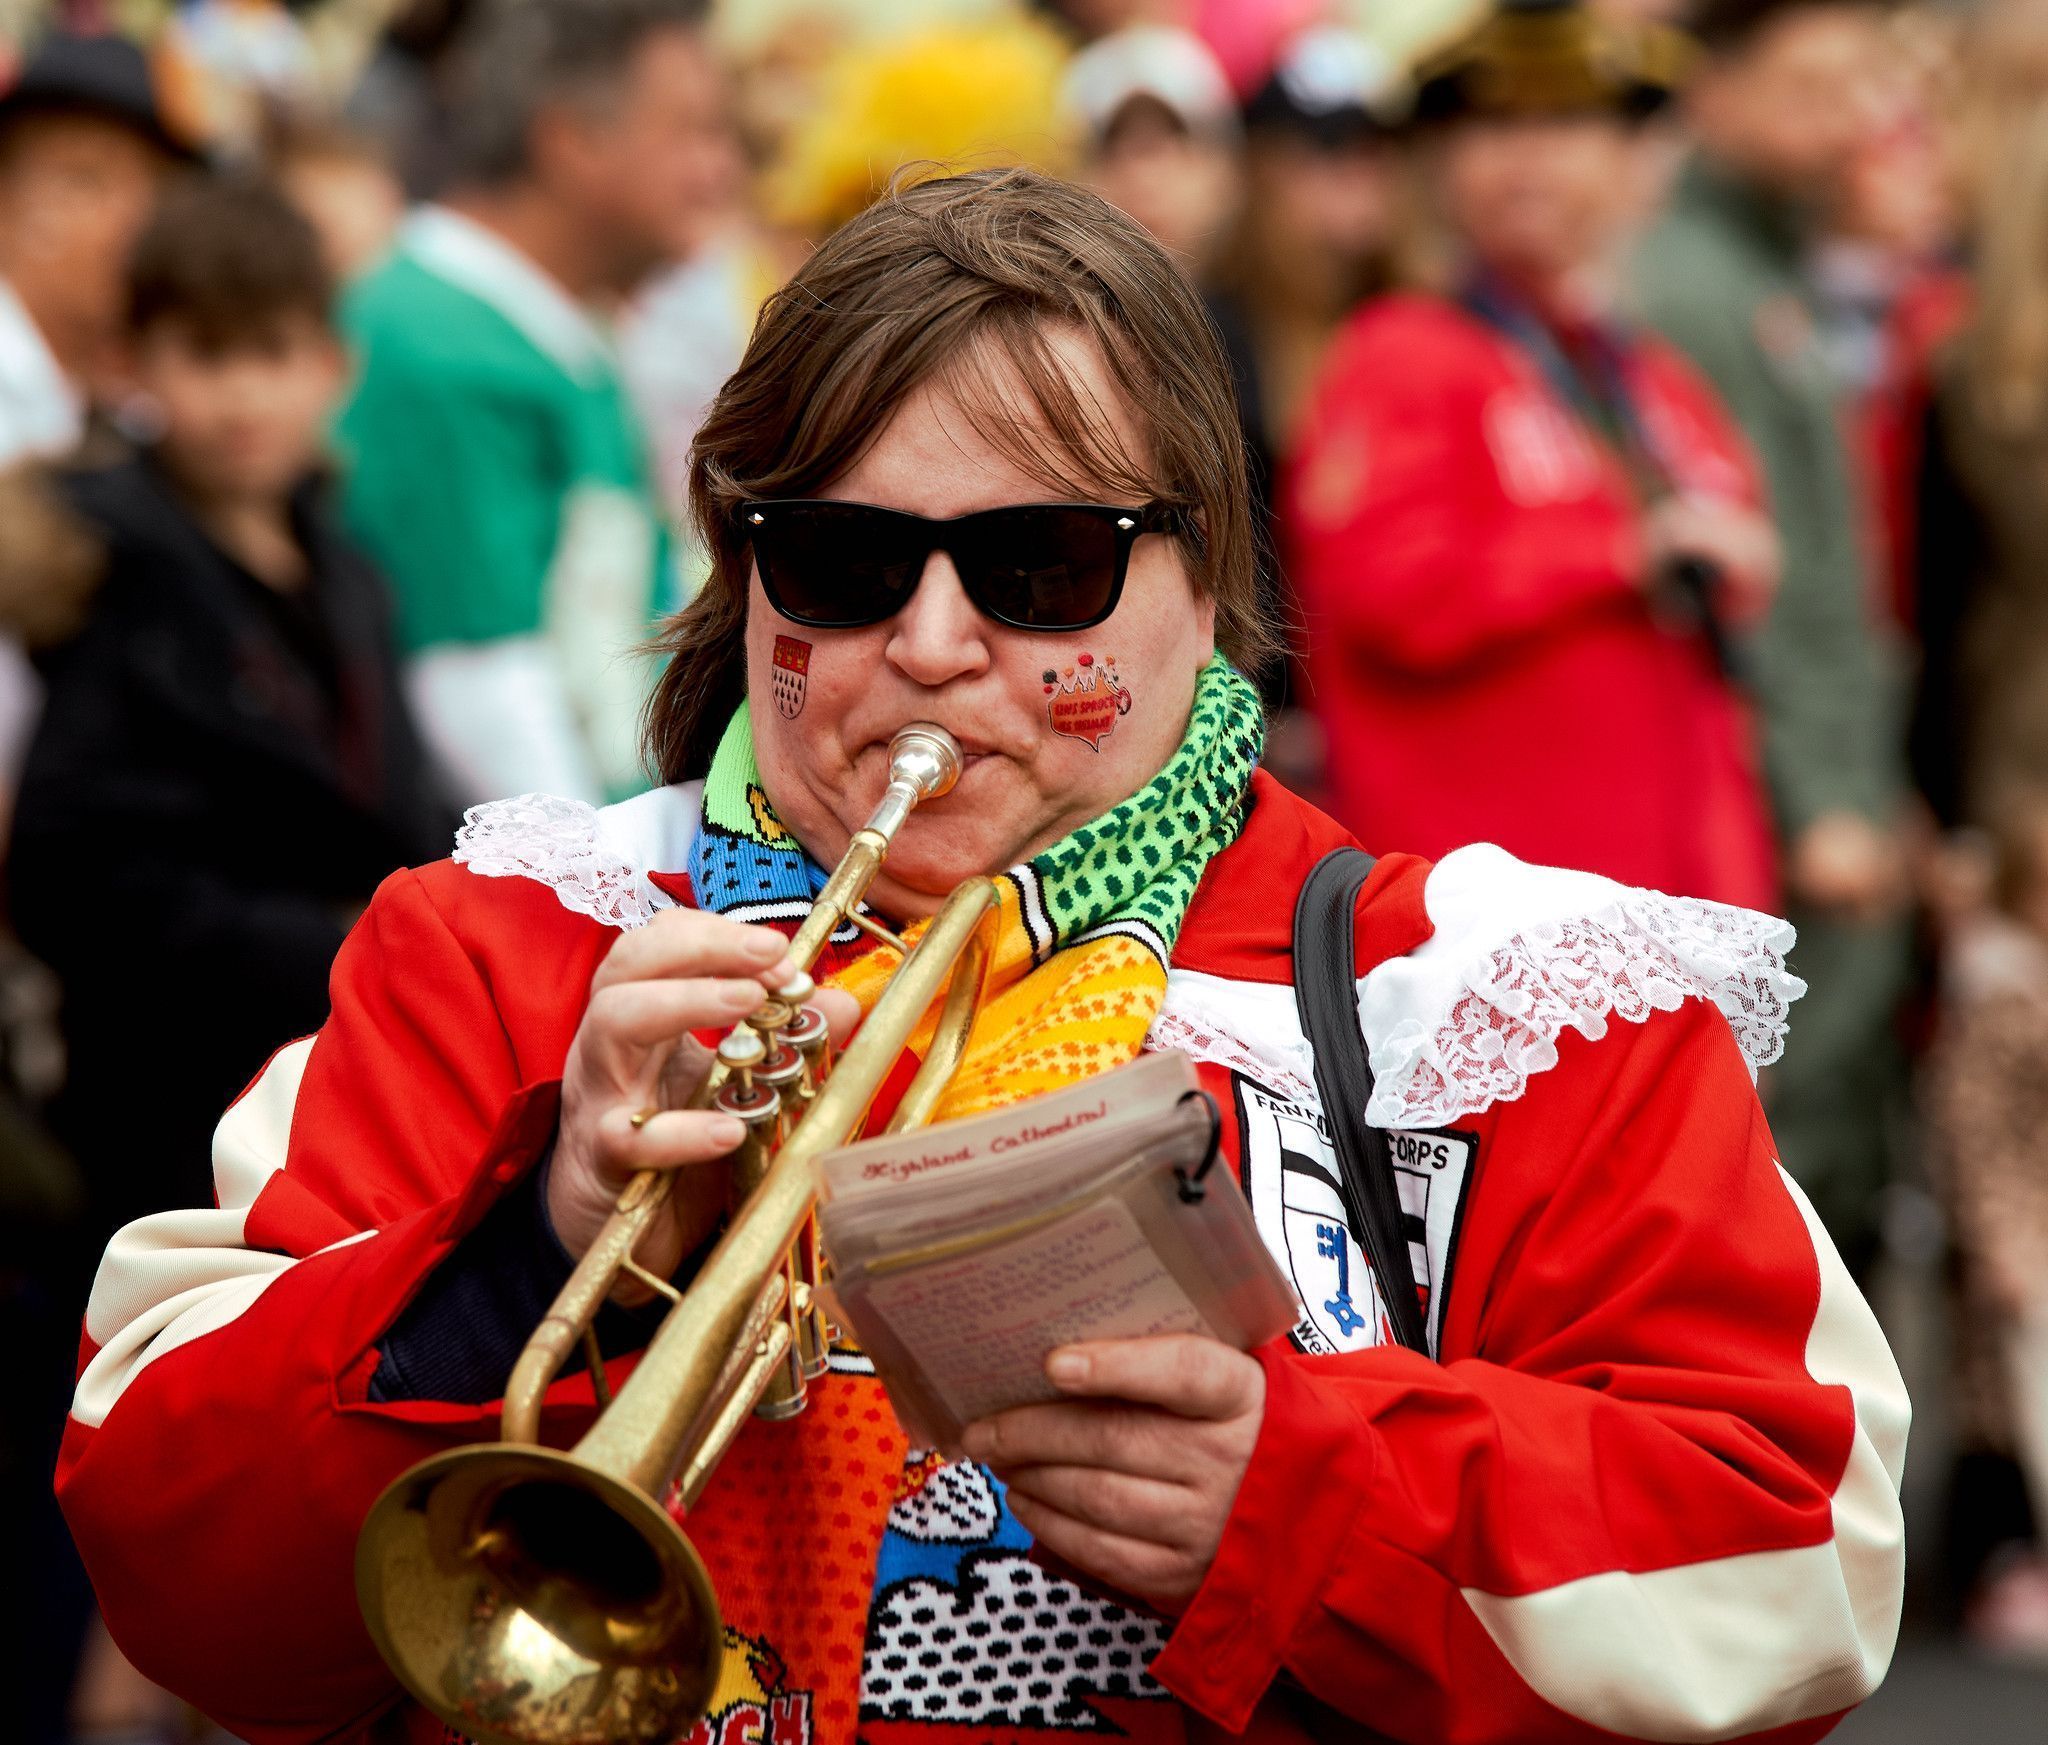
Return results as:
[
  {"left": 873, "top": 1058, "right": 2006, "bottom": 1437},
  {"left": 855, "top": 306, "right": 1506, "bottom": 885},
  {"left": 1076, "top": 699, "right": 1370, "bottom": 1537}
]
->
[{"left": 740, "top": 498, "right": 1179, "bottom": 632}]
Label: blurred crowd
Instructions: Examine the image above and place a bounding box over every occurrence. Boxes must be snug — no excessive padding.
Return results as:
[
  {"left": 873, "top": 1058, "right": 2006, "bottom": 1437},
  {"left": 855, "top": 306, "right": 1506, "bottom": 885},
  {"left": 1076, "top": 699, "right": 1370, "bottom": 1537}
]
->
[{"left": 2, "top": 0, "right": 2048, "bottom": 1737}]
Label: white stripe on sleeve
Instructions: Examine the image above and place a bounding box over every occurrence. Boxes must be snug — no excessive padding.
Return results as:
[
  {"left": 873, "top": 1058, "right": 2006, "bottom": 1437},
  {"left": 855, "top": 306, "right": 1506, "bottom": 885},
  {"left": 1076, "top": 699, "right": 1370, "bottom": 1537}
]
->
[
  {"left": 72, "top": 1039, "right": 344, "bottom": 1430},
  {"left": 1456, "top": 1166, "right": 1908, "bottom": 1742}
]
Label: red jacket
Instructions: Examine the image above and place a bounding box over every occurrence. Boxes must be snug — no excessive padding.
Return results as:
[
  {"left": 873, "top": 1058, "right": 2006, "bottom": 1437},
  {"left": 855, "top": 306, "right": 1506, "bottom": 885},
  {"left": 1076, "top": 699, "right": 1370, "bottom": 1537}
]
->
[
  {"left": 57, "top": 773, "right": 1903, "bottom": 1744},
  {"left": 1287, "top": 293, "right": 1779, "bottom": 911}
]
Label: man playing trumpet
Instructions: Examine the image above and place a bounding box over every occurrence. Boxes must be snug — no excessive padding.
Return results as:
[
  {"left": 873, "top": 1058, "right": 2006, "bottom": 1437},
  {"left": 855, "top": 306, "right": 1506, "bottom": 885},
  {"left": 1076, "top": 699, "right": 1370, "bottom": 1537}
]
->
[{"left": 59, "top": 159, "right": 1904, "bottom": 1745}]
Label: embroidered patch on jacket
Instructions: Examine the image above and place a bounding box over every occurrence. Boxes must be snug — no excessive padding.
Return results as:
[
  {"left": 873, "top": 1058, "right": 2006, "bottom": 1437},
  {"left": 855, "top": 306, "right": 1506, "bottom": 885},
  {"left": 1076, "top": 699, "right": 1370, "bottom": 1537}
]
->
[{"left": 1233, "top": 1075, "right": 1479, "bottom": 1356}]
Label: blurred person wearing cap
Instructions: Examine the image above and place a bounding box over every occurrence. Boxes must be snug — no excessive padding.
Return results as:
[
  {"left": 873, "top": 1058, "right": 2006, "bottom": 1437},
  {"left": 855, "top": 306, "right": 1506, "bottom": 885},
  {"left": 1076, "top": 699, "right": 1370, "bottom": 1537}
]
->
[
  {"left": 1286, "top": 0, "right": 1781, "bottom": 915},
  {"left": 0, "top": 29, "right": 190, "bottom": 831},
  {"left": 0, "top": 30, "right": 192, "bottom": 468},
  {"left": 1211, "top": 27, "right": 1404, "bottom": 494},
  {"left": 1633, "top": 0, "right": 1909, "bottom": 1270},
  {"left": 1064, "top": 24, "right": 1243, "bottom": 269},
  {"left": 334, "top": 0, "right": 730, "bottom": 809},
  {"left": 1202, "top": 27, "right": 1405, "bottom": 745}
]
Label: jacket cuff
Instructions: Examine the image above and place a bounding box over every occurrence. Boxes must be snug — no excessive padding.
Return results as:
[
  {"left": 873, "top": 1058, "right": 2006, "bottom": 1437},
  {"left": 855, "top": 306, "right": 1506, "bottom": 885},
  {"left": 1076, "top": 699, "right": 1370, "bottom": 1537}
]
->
[{"left": 1150, "top": 1344, "right": 1381, "bottom": 1730}]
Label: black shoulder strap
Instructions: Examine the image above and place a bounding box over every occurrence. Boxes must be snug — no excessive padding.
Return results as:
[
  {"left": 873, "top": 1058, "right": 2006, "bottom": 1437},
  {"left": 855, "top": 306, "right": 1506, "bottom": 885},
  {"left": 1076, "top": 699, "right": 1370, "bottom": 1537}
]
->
[{"left": 1292, "top": 848, "right": 1430, "bottom": 1356}]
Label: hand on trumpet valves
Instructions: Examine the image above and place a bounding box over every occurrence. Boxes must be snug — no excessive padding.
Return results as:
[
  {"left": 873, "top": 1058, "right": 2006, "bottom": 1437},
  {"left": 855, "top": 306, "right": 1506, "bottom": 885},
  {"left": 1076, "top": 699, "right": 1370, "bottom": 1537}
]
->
[{"left": 551, "top": 907, "right": 860, "bottom": 1279}]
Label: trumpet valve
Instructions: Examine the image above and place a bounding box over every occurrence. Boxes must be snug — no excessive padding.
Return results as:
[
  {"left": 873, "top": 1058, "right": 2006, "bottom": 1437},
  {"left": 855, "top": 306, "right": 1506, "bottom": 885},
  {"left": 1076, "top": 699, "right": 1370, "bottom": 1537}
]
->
[
  {"left": 716, "top": 1026, "right": 767, "bottom": 1081},
  {"left": 754, "top": 1042, "right": 805, "bottom": 1111},
  {"left": 778, "top": 1005, "right": 831, "bottom": 1103}
]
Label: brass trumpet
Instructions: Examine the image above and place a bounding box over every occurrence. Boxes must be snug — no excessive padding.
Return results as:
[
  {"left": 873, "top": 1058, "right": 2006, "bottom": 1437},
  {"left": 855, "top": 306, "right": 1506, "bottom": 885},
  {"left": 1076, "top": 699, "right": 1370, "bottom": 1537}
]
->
[{"left": 355, "top": 725, "right": 998, "bottom": 1745}]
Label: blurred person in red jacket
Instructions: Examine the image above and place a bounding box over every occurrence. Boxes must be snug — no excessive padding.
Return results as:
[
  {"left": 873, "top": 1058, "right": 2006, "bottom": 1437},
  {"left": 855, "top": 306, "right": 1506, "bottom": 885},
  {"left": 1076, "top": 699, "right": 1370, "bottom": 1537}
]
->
[{"left": 1286, "top": 0, "right": 1781, "bottom": 909}]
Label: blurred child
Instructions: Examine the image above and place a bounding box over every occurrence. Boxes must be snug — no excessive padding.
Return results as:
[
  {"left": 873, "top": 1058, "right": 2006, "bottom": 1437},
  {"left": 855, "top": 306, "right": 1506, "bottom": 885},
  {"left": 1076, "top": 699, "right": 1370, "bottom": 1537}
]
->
[
  {"left": 8, "top": 175, "right": 456, "bottom": 1247},
  {"left": 1927, "top": 799, "right": 2048, "bottom": 1658}
]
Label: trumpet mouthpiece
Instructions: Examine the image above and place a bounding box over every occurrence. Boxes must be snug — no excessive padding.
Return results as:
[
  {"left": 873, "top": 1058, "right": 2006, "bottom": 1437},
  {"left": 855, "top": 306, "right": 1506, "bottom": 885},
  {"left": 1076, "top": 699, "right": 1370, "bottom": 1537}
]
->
[
  {"left": 860, "top": 724, "right": 964, "bottom": 844},
  {"left": 887, "top": 724, "right": 963, "bottom": 803}
]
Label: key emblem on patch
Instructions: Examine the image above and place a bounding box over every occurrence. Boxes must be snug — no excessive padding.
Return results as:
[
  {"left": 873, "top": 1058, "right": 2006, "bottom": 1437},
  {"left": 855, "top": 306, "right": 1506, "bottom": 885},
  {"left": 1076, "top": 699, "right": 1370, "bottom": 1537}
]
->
[
  {"left": 772, "top": 635, "right": 811, "bottom": 719},
  {"left": 1316, "top": 1221, "right": 1366, "bottom": 1337}
]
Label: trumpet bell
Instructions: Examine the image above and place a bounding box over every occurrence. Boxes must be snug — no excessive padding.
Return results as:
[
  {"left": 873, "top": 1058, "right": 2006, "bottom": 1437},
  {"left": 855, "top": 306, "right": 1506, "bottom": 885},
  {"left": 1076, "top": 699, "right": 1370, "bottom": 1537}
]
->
[{"left": 355, "top": 1444, "right": 722, "bottom": 1745}]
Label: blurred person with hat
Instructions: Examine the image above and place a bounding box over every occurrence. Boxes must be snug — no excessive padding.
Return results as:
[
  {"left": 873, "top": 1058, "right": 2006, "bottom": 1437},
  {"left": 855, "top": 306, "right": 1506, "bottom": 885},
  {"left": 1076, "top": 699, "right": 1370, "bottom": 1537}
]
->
[
  {"left": 1286, "top": 0, "right": 1781, "bottom": 913},
  {"left": 1212, "top": 26, "right": 1404, "bottom": 482},
  {"left": 1203, "top": 25, "right": 1405, "bottom": 746},
  {"left": 1064, "top": 23, "right": 1242, "bottom": 270},
  {"left": 0, "top": 26, "right": 195, "bottom": 467},
  {"left": 1633, "top": 0, "right": 1910, "bottom": 1270},
  {"left": 0, "top": 27, "right": 194, "bottom": 826},
  {"left": 334, "top": 0, "right": 731, "bottom": 809}
]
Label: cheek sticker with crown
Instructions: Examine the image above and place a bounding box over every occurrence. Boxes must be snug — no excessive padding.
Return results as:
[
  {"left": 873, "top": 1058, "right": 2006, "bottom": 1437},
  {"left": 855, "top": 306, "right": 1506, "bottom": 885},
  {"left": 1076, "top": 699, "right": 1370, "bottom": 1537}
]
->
[
  {"left": 1042, "top": 652, "right": 1132, "bottom": 752},
  {"left": 772, "top": 635, "right": 811, "bottom": 719}
]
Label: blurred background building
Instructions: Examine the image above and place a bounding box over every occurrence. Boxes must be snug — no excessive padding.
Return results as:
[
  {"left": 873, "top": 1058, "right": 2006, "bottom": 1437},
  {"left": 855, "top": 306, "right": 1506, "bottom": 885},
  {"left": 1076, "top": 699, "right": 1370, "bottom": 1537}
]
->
[{"left": 0, "top": 0, "right": 2044, "bottom": 1739}]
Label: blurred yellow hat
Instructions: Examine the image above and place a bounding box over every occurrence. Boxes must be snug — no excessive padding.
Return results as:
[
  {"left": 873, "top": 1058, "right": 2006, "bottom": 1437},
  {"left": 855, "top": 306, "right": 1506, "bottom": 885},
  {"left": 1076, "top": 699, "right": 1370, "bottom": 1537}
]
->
[{"left": 761, "top": 12, "right": 1073, "bottom": 235}]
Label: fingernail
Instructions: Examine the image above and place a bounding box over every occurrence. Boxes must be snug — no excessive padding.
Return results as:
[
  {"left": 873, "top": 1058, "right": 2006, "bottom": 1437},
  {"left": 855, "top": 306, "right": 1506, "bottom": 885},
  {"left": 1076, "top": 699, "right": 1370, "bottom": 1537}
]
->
[
  {"left": 1046, "top": 1350, "right": 1089, "bottom": 1388},
  {"left": 718, "top": 979, "right": 764, "bottom": 1008},
  {"left": 742, "top": 927, "right": 787, "bottom": 960},
  {"left": 706, "top": 1115, "right": 747, "bottom": 1149},
  {"left": 959, "top": 1425, "right": 991, "bottom": 1460}
]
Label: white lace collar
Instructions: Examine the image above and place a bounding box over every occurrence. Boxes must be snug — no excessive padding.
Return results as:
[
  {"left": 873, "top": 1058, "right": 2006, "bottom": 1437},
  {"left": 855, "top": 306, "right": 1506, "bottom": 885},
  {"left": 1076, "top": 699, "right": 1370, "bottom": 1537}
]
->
[
  {"left": 1360, "top": 845, "right": 1803, "bottom": 1128},
  {"left": 453, "top": 806, "right": 1806, "bottom": 1133},
  {"left": 452, "top": 784, "right": 701, "bottom": 929},
  {"left": 1150, "top": 844, "right": 1804, "bottom": 1131}
]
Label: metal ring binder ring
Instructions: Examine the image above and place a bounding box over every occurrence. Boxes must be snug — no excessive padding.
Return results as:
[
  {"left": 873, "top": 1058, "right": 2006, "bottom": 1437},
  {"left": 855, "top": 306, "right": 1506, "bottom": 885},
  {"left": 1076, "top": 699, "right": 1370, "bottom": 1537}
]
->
[{"left": 1174, "top": 1088, "right": 1224, "bottom": 1203}]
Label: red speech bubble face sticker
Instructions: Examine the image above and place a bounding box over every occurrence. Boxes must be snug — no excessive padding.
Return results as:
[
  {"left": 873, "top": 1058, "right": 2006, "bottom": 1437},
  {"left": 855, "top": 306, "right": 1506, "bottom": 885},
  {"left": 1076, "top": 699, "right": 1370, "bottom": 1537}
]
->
[{"left": 1045, "top": 653, "right": 1129, "bottom": 751}]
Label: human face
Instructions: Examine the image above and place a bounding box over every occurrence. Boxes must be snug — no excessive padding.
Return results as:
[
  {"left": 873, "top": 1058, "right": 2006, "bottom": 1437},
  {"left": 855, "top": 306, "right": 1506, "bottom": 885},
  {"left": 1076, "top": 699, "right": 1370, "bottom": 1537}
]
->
[
  {"left": 1088, "top": 105, "right": 1242, "bottom": 267},
  {"left": 0, "top": 114, "right": 167, "bottom": 340},
  {"left": 746, "top": 330, "right": 1217, "bottom": 922},
  {"left": 134, "top": 314, "right": 345, "bottom": 504},
  {"left": 1440, "top": 114, "right": 1643, "bottom": 296},
  {"left": 548, "top": 27, "right": 741, "bottom": 291},
  {"left": 1241, "top": 133, "right": 1395, "bottom": 312},
  {"left": 1689, "top": 6, "right": 1887, "bottom": 201}
]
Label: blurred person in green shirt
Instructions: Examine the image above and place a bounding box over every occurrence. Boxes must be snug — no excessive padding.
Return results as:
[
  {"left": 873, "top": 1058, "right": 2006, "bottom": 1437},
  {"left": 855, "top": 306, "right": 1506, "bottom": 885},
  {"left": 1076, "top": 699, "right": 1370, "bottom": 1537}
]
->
[
  {"left": 336, "top": 0, "right": 731, "bottom": 806},
  {"left": 1632, "top": 0, "right": 1908, "bottom": 1268}
]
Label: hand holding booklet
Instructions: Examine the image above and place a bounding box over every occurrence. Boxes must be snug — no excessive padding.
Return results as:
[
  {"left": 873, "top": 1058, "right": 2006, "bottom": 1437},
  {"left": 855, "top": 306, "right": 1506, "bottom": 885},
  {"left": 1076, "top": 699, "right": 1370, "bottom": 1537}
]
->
[{"left": 814, "top": 1050, "right": 1301, "bottom": 1452}]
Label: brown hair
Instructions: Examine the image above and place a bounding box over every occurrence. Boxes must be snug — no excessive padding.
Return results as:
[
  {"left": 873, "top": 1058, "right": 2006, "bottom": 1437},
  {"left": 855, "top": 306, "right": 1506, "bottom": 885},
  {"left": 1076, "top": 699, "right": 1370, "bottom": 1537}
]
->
[
  {"left": 645, "top": 165, "right": 1272, "bottom": 782},
  {"left": 126, "top": 174, "right": 333, "bottom": 350}
]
